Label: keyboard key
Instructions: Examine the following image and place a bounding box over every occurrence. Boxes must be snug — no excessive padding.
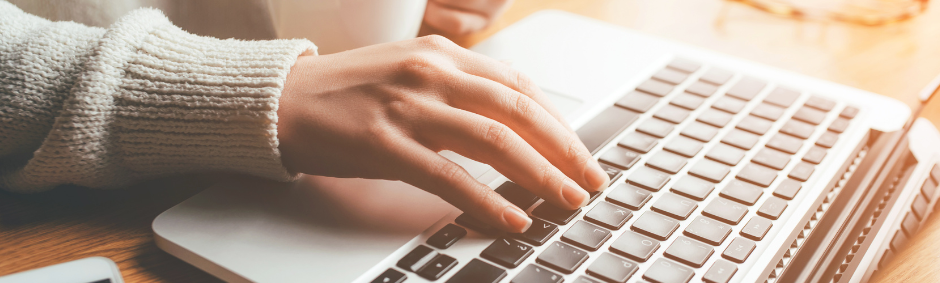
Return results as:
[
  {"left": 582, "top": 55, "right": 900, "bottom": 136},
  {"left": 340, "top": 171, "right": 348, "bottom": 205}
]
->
[
  {"left": 735, "top": 116, "right": 773, "bottom": 135},
  {"left": 705, "top": 143, "right": 746, "bottom": 166},
  {"left": 671, "top": 175, "right": 715, "bottom": 201},
  {"left": 703, "top": 198, "right": 748, "bottom": 225},
  {"left": 537, "top": 241, "right": 590, "bottom": 274},
  {"left": 665, "top": 236, "right": 714, "bottom": 268},
  {"left": 619, "top": 131, "right": 659, "bottom": 153},
  {"left": 779, "top": 120, "right": 815, "bottom": 139},
  {"left": 923, "top": 178, "right": 938, "bottom": 199},
  {"left": 664, "top": 136, "right": 704, "bottom": 157},
  {"left": 562, "top": 221, "right": 612, "bottom": 251},
  {"left": 697, "top": 108, "right": 734, "bottom": 127},
  {"left": 446, "top": 259, "right": 507, "bottom": 283},
  {"left": 637, "top": 118, "right": 676, "bottom": 138},
  {"left": 616, "top": 91, "right": 661, "bottom": 113},
  {"left": 481, "top": 237, "right": 534, "bottom": 268},
  {"left": 686, "top": 81, "right": 720, "bottom": 97},
  {"left": 606, "top": 183, "right": 653, "bottom": 210},
  {"left": 840, "top": 106, "right": 859, "bottom": 119},
  {"left": 902, "top": 212, "right": 920, "bottom": 237},
  {"left": 586, "top": 201, "right": 633, "bottom": 230},
  {"left": 427, "top": 224, "right": 467, "bottom": 249},
  {"left": 456, "top": 213, "right": 496, "bottom": 234},
  {"left": 828, "top": 118, "right": 850, "bottom": 133},
  {"left": 532, "top": 202, "right": 582, "bottom": 225},
  {"left": 720, "top": 180, "right": 764, "bottom": 205},
  {"left": 600, "top": 163, "right": 623, "bottom": 182},
  {"left": 773, "top": 179, "right": 803, "bottom": 200},
  {"left": 643, "top": 258, "right": 695, "bottom": 283},
  {"left": 931, "top": 164, "right": 940, "bottom": 184},
  {"left": 750, "top": 103, "right": 785, "bottom": 121},
  {"left": 792, "top": 107, "right": 827, "bottom": 125},
  {"left": 667, "top": 58, "right": 702, "bottom": 73},
  {"left": 655, "top": 105, "right": 692, "bottom": 124},
  {"left": 913, "top": 194, "right": 928, "bottom": 220},
  {"left": 816, "top": 131, "right": 839, "bottom": 148},
  {"left": 627, "top": 167, "right": 671, "bottom": 191},
  {"left": 574, "top": 276, "right": 602, "bottom": 283},
  {"left": 721, "top": 129, "right": 760, "bottom": 150},
  {"left": 804, "top": 96, "right": 836, "bottom": 112},
  {"left": 653, "top": 68, "right": 690, "bottom": 85},
  {"left": 495, "top": 182, "right": 540, "bottom": 210},
  {"left": 670, "top": 93, "right": 706, "bottom": 110},
  {"left": 751, "top": 148, "right": 791, "bottom": 170},
  {"left": 703, "top": 260, "right": 738, "bottom": 283},
  {"left": 737, "top": 163, "right": 778, "bottom": 187},
  {"left": 587, "top": 252, "right": 640, "bottom": 283},
  {"left": 788, "top": 162, "right": 815, "bottom": 182},
  {"left": 637, "top": 79, "right": 675, "bottom": 97},
  {"left": 398, "top": 245, "right": 437, "bottom": 271},
  {"left": 372, "top": 269, "right": 406, "bottom": 283},
  {"left": 610, "top": 231, "right": 661, "bottom": 262},
  {"left": 681, "top": 122, "right": 719, "bottom": 142},
  {"left": 711, "top": 96, "right": 747, "bottom": 114},
  {"left": 689, "top": 159, "right": 731, "bottom": 183},
  {"left": 757, "top": 197, "right": 788, "bottom": 219},
  {"left": 513, "top": 218, "right": 558, "bottom": 246},
  {"left": 726, "top": 77, "right": 767, "bottom": 101},
  {"left": 417, "top": 254, "right": 458, "bottom": 280},
  {"left": 762, "top": 87, "right": 800, "bottom": 108},
  {"left": 684, "top": 216, "right": 732, "bottom": 245},
  {"left": 890, "top": 230, "right": 909, "bottom": 251},
  {"left": 802, "top": 146, "right": 827, "bottom": 164},
  {"left": 600, "top": 146, "right": 642, "bottom": 170},
  {"left": 651, "top": 193, "right": 698, "bottom": 220},
  {"left": 741, "top": 216, "right": 773, "bottom": 240},
  {"left": 699, "top": 68, "right": 733, "bottom": 85},
  {"left": 632, "top": 211, "right": 680, "bottom": 240},
  {"left": 766, "top": 134, "right": 804, "bottom": 154},
  {"left": 722, "top": 237, "right": 756, "bottom": 263},
  {"left": 577, "top": 107, "right": 642, "bottom": 154},
  {"left": 647, "top": 151, "right": 688, "bottom": 174},
  {"left": 511, "top": 264, "right": 562, "bottom": 283}
]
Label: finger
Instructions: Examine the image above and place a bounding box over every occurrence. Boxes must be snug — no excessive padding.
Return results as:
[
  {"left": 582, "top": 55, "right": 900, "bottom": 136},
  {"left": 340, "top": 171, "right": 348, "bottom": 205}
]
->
[
  {"left": 449, "top": 49, "right": 572, "bottom": 132},
  {"left": 428, "top": 0, "right": 510, "bottom": 17},
  {"left": 417, "top": 105, "right": 591, "bottom": 210},
  {"left": 440, "top": 72, "right": 610, "bottom": 192},
  {"left": 424, "top": 1, "right": 490, "bottom": 35},
  {"left": 394, "top": 138, "right": 533, "bottom": 233}
]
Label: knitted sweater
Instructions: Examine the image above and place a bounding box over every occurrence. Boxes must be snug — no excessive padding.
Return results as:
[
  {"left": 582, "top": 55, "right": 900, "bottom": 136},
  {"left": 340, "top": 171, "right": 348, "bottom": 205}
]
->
[{"left": 0, "top": 1, "right": 317, "bottom": 192}]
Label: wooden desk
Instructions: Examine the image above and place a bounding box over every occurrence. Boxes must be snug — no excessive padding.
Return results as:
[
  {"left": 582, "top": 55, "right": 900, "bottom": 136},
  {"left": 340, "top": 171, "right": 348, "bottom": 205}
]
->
[{"left": 3, "top": 0, "right": 940, "bottom": 282}]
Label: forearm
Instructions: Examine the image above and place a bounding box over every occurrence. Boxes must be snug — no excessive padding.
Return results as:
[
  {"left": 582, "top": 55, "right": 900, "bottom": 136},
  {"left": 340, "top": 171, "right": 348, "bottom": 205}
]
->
[{"left": 0, "top": 2, "right": 316, "bottom": 191}]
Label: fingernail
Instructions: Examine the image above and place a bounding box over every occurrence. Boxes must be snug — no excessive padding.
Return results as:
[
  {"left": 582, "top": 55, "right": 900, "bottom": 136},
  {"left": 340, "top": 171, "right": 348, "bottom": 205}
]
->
[
  {"left": 562, "top": 178, "right": 590, "bottom": 208},
  {"left": 503, "top": 206, "right": 532, "bottom": 233},
  {"left": 584, "top": 159, "right": 610, "bottom": 191}
]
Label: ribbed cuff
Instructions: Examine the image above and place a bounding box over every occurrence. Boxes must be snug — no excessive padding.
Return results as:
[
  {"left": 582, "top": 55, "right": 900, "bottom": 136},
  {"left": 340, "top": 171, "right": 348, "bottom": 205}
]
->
[{"left": 5, "top": 8, "right": 316, "bottom": 191}]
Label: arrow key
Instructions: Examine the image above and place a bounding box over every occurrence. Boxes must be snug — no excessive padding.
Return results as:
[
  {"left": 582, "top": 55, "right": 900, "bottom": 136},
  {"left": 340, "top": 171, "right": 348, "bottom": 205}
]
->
[
  {"left": 427, "top": 224, "right": 467, "bottom": 249},
  {"left": 370, "top": 269, "right": 406, "bottom": 283},
  {"left": 416, "top": 254, "right": 458, "bottom": 280}
]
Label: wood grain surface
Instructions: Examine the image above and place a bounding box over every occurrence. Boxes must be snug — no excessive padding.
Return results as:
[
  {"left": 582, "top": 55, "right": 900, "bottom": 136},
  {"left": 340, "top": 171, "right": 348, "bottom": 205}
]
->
[{"left": 3, "top": 0, "right": 940, "bottom": 282}]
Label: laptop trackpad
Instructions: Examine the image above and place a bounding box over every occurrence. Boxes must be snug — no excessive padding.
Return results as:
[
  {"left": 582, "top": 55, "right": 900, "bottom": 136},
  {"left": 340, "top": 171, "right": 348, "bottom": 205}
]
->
[{"left": 153, "top": 176, "right": 454, "bottom": 282}]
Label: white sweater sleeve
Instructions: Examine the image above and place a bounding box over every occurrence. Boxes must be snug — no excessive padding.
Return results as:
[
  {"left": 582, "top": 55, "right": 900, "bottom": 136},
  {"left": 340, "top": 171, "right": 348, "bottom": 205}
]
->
[{"left": 0, "top": 1, "right": 317, "bottom": 192}]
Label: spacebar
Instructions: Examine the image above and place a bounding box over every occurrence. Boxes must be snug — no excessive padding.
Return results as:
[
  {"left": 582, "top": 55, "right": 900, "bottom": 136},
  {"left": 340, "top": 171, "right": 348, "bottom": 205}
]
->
[{"left": 576, "top": 106, "right": 640, "bottom": 154}]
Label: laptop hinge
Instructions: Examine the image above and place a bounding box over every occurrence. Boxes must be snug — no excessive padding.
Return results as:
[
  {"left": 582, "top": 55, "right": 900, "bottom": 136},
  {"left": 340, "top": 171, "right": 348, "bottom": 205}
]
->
[{"left": 778, "top": 129, "right": 912, "bottom": 282}]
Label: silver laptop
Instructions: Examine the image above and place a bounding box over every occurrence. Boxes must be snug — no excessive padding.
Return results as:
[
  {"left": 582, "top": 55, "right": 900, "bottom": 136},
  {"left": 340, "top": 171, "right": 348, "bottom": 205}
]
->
[{"left": 152, "top": 11, "right": 940, "bottom": 283}]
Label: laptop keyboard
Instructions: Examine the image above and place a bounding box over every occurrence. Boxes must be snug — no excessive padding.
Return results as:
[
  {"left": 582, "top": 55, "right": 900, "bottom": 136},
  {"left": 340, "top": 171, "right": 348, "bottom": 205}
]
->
[{"left": 372, "top": 58, "right": 860, "bottom": 283}]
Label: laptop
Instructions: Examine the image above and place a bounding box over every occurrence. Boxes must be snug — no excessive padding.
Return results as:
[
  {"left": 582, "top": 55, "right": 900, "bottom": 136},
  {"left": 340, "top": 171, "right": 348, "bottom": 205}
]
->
[{"left": 152, "top": 10, "right": 940, "bottom": 283}]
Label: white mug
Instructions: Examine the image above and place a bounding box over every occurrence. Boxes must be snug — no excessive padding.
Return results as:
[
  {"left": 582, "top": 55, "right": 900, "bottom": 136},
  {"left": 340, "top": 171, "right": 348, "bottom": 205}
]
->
[{"left": 266, "top": 0, "right": 428, "bottom": 54}]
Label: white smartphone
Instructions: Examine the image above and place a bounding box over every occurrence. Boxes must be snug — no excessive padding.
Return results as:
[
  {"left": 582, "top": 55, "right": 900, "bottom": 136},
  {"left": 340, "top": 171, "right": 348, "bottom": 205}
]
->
[{"left": 0, "top": 257, "right": 123, "bottom": 283}]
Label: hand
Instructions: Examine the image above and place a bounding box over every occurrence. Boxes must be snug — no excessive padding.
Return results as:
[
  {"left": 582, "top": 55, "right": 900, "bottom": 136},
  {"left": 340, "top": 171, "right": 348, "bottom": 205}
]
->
[
  {"left": 277, "top": 35, "right": 609, "bottom": 233},
  {"left": 423, "top": 0, "right": 512, "bottom": 35}
]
